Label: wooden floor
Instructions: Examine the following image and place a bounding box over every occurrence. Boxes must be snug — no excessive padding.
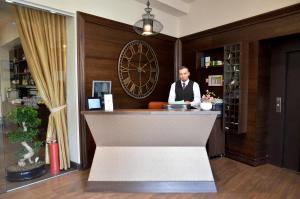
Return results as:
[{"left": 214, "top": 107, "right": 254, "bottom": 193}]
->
[{"left": 0, "top": 157, "right": 299, "bottom": 199}]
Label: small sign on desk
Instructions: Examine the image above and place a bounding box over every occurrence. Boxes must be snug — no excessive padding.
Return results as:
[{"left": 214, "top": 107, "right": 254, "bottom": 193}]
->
[{"left": 104, "top": 94, "right": 113, "bottom": 111}]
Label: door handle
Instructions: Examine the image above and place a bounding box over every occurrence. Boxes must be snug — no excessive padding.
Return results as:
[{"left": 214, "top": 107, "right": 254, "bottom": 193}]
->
[{"left": 276, "top": 97, "right": 281, "bottom": 113}]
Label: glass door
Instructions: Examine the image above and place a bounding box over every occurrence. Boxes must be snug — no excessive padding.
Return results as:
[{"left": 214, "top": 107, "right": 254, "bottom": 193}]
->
[
  {"left": 0, "top": 2, "right": 74, "bottom": 192},
  {"left": 0, "top": 59, "right": 8, "bottom": 193}
]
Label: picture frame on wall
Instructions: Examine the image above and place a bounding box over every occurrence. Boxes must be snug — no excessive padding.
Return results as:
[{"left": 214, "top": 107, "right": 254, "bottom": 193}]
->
[
  {"left": 92, "top": 80, "right": 112, "bottom": 99},
  {"left": 208, "top": 75, "right": 223, "bottom": 86}
]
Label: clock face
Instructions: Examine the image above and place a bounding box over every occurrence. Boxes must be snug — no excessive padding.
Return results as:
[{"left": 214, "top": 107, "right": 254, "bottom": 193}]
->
[{"left": 118, "top": 40, "right": 159, "bottom": 99}]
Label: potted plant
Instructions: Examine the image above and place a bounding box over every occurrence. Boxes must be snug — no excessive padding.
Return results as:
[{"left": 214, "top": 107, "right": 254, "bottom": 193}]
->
[{"left": 6, "top": 106, "right": 46, "bottom": 181}]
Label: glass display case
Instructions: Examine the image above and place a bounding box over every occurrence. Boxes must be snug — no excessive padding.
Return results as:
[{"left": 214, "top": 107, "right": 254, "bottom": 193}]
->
[{"left": 223, "top": 43, "right": 243, "bottom": 134}]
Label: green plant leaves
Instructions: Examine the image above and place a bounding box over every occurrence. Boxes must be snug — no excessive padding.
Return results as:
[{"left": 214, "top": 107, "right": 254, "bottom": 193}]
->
[{"left": 6, "top": 106, "right": 43, "bottom": 160}]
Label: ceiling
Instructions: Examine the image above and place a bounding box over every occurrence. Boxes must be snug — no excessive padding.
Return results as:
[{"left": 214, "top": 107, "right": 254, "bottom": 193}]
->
[
  {"left": 136, "top": 0, "right": 196, "bottom": 17},
  {"left": 181, "top": 0, "right": 196, "bottom": 3}
]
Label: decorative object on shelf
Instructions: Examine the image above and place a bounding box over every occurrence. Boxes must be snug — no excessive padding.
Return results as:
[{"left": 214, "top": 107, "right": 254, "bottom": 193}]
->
[
  {"left": 201, "top": 90, "right": 216, "bottom": 103},
  {"left": 200, "top": 56, "right": 223, "bottom": 68},
  {"left": 118, "top": 40, "right": 159, "bottom": 99},
  {"left": 201, "top": 90, "right": 216, "bottom": 111},
  {"left": 208, "top": 75, "right": 223, "bottom": 86},
  {"left": 133, "top": 0, "right": 163, "bottom": 36},
  {"left": 205, "top": 56, "right": 210, "bottom": 68},
  {"left": 5, "top": 106, "right": 45, "bottom": 181}
]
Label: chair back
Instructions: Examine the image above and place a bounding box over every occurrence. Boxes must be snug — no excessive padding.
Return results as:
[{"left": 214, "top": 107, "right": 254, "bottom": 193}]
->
[{"left": 148, "top": 101, "right": 168, "bottom": 109}]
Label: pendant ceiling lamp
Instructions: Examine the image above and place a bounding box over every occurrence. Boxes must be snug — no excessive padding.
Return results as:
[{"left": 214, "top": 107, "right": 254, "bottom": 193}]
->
[{"left": 133, "top": 0, "right": 163, "bottom": 36}]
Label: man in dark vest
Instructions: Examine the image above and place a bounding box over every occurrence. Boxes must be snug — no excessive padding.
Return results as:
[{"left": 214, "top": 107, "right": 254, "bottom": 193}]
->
[{"left": 168, "top": 66, "right": 201, "bottom": 108}]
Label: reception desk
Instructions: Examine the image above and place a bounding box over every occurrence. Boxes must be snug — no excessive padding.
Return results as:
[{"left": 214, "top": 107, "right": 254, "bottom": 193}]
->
[{"left": 82, "top": 109, "right": 219, "bottom": 193}]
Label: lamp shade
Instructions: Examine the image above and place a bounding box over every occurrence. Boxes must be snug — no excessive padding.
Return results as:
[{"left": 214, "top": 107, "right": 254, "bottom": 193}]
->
[{"left": 133, "top": 0, "right": 163, "bottom": 36}]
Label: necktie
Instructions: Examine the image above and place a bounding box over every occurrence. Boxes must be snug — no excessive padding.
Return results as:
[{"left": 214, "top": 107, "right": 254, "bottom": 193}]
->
[{"left": 182, "top": 82, "right": 186, "bottom": 89}]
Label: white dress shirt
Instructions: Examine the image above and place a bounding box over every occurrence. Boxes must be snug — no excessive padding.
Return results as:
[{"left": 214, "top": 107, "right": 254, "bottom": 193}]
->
[{"left": 168, "top": 79, "right": 201, "bottom": 107}]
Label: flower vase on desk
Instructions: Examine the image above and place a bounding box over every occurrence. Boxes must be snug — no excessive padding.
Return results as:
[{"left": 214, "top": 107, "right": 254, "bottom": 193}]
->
[
  {"left": 201, "top": 90, "right": 215, "bottom": 111},
  {"left": 200, "top": 102, "right": 213, "bottom": 111}
]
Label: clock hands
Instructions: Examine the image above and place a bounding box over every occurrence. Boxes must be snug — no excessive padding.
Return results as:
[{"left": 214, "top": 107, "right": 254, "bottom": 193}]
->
[{"left": 127, "top": 63, "right": 144, "bottom": 72}]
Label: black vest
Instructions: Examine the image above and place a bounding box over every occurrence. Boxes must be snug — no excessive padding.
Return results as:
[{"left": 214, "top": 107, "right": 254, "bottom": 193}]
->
[{"left": 175, "top": 80, "right": 194, "bottom": 101}]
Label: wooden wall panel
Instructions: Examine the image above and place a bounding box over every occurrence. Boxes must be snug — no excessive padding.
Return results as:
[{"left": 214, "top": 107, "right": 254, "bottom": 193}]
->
[
  {"left": 78, "top": 12, "right": 176, "bottom": 168},
  {"left": 181, "top": 3, "right": 300, "bottom": 166}
]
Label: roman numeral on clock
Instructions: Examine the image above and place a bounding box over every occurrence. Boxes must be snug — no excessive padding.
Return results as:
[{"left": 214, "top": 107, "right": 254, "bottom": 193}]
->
[
  {"left": 138, "top": 87, "right": 143, "bottom": 96},
  {"left": 123, "top": 77, "right": 131, "bottom": 87},
  {"left": 138, "top": 44, "right": 143, "bottom": 54},
  {"left": 129, "top": 45, "right": 135, "bottom": 55},
  {"left": 149, "top": 77, "right": 155, "bottom": 84},
  {"left": 121, "top": 66, "right": 129, "bottom": 73},
  {"left": 129, "top": 83, "right": 136, "bottom": 93}
]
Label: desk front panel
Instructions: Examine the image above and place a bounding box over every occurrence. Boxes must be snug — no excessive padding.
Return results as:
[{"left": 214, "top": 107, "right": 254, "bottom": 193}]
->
[{"left": 84, "top": 111, "right": 217, "bottom": 146}]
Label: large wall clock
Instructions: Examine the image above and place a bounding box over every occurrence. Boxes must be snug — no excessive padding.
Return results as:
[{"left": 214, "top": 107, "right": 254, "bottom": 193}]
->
[{"left": 118, "top": 40, "right": 159, "bottom": 99}]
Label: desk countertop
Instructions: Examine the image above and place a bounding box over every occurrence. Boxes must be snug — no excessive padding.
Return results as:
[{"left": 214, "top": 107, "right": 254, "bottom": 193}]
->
[{"left": 81, "top": 109, "right": 220, "bottom": 115}]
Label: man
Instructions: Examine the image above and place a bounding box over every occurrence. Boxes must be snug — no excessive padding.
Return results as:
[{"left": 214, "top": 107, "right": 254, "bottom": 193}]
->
[{"left": 168, "top": 66, "right": 201, "bottom": 108}]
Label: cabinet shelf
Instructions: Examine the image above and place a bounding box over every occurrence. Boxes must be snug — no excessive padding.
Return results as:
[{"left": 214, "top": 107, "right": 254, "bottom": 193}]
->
[
  {"left": 15, "top": 85, "right": 36, "bottom": 89},
  {"left": 196, "top": 47, "right": 224, "bottom": 99},
  {"left": 200, "top": 65, "right": 224, "bottom": 69},
  {"left": 11, "top": 59, "right": 26, "bottom": 64},
  {"left": 14, "top": 73, "right": 31, "bottom": 75}
]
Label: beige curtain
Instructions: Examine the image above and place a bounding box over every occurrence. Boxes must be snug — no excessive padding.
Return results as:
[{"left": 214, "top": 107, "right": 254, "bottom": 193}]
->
[{"left": 13, "top": 6, "right": 70, "bottom": 169}]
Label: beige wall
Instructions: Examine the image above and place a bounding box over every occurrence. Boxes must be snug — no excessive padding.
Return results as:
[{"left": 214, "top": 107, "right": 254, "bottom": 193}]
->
[
  {"left": 22, "top": 0, "right": 179, "bottom": 37},
  {"left": 179, "top": 0, "right": 300, "bottom": 37}
]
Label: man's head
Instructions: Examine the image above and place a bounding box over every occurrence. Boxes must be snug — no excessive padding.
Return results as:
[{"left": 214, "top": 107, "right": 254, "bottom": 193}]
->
[{"left": 178, "top": 66, "right": 190, "bottom": 82}]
